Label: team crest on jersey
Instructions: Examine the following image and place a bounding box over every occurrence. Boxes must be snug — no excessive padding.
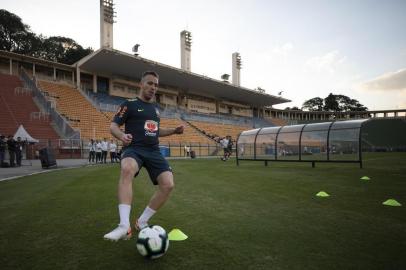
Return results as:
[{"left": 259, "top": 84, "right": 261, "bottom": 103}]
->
[
  {"left": 144, "top": 120, "right": 158, "bottom": 136},
  {"left": 116, "top": 106, "right": 127, "bottom": 118}
]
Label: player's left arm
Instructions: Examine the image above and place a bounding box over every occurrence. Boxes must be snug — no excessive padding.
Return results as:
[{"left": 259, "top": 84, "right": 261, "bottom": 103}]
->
[{"left": 159, "top": 125, "right": 184, "bottom": 137}]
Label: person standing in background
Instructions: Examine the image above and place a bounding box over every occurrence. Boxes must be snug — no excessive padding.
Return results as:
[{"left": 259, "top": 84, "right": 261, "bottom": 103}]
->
[
  {"left": 109, "top": 139, "right": 117, "bottom": 163},
  {"left": 101, "top": 138, "right": 108, "bottom": 164},
  {"left": 0, "top": 135, "right": 6, "bottom": 166},
  {"left": 7, "top": 135, "right": 16, "bottom": 167},
  {"left": 15, "top": 137, "right": 25, "bottom": 166},
  {"left": 95, "top": 140, "right": 102, "bottom": 164},
  {"left": 88, "top": 139, "right": 96, "bottom": 164}
]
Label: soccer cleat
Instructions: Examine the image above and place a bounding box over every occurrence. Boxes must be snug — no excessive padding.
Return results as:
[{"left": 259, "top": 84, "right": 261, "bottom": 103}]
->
[
  {"left": 134, "top": 219, "right": 148, "bottom": 231},
  {"left": 103, "top": 225, "right": 132, "bottom": 241}
]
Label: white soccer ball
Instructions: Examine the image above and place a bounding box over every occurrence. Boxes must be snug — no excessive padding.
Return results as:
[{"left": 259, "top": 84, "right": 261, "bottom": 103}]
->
[{"left": 136, "top": 225, "right": 169, "bottom": 259}]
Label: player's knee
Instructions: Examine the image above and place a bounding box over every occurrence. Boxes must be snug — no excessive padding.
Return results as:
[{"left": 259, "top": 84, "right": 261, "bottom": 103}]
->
[
  {"left": 164, "top": 180, "right": 175, "bottom": 193},
  {"left": 121, "top": 162, "right": 136, "bottom": 178},
  {"left": 158, "top": 174, "right": 174, "bottom": 193}
]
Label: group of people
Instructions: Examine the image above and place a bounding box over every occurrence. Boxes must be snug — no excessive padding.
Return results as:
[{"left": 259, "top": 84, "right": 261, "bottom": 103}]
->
[
  {"left": 0, "top": 135, "right": 26, "bottom": 168},
  {"left": 88, "top": 138, "right": 121, "bottom": 164}
]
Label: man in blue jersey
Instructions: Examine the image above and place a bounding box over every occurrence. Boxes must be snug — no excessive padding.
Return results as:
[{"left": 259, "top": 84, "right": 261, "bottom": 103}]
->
[{"left": 104, "top": 71, "right": 184, "bottom": 241}]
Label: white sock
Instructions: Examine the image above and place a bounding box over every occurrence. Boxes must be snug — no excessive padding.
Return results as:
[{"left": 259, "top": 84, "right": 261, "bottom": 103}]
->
[
  {"left": 138, "top": 206, "right": 156, "bottom": 227},
  {"left": 118, "top": 204, "right": 131, "bottom": 228}
]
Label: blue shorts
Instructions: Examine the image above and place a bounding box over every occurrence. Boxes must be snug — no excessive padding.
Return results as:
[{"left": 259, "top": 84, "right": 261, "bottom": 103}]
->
[{"left": 121, "top": 146, "right": 172, "bottom": 185}]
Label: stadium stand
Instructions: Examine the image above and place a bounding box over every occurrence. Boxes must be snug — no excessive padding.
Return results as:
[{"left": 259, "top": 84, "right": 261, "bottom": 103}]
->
[
  {"left": 87, "top": 91, "right": 126, "bottom": 112},
  {"left": 187, "top": 120, "right": 250, "bottom": 140},
  {"left": 268, "top": 117, "right": 288, "bottom": 126},
  {"left": 38, "top": 80, "right": 112, "bottom": 140},
  {"left": 0, "top": 73, "right": 60, "bottom": 140},
  {"left": 103, "top": 111, "right": 213, "bottom": 144}
]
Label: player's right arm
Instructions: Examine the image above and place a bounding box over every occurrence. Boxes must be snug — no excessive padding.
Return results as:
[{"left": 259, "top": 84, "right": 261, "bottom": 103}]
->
[
  {"left": 110, "top": 122, "right": 132, "bottom": 145},
  {"left": 111, "top": 101, "right": 132, "bottom": 145}
]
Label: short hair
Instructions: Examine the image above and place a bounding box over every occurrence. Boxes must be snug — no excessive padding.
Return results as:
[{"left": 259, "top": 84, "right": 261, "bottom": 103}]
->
[{"left": 141, "top": 71, "right": 159, "bottom": 81}]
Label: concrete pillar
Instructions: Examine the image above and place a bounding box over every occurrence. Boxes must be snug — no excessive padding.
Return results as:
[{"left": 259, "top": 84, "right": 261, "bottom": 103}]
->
[
  {"left": 76, "top": 66, "right": 81, "bottom": 89},
  {"left": 53, "top": 68, "right": 57, "bottom": 81},
  {"left": 9, "top": 59, "right": 12, "bottom": 75},
  {"left": 232, "top": 52, "right": 241, "bottom": 86},
  {"left": 180, "top": 30, "right": 192, "bottom": 71},
  {"left": 100, "top": 0, "right": 114, "bottom": 48},
  {"left": 395, "top": 112, "right": 398, "bottom": 117},
  {"left": 33, "top": 63, "right": 36, "bottom": 77},
  {"left": 93, "top": 74, "right": 98, "bottom": 93},
  {"left": 72, "top": 71, "right": 75, "bottom": 84}
]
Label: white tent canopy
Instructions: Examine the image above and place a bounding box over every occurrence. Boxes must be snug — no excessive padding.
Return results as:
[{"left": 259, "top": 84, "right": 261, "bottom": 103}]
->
[{"left": 13, "top": 125, "right": 39, "bottom": 143}]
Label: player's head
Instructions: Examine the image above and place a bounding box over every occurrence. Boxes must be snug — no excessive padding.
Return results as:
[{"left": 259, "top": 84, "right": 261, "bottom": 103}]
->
[{"left": 139, "top": 71, "right": 159, "bottom": 102}]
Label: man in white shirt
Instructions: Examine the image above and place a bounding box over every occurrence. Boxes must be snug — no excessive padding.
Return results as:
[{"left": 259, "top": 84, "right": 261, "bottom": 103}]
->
[
  {"left": 88, "top": 139, "right": 96, "bottom": 164},
  {"left": 96, "top": 140, "right": 102, "bottom": 163},
  {"left": 109, "top": 140, "right": 117, "bottom": 163},
  {"left": 101, "top": 138, "right": 108, "bottom": 164},
  {"left": 220, "top": 137, "right": 229, "bottom": 161}
]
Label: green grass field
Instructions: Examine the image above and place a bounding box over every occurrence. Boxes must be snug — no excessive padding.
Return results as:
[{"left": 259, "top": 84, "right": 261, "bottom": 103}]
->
[{"left": 1, "top": 153, "right": 405, "bottom": 270}]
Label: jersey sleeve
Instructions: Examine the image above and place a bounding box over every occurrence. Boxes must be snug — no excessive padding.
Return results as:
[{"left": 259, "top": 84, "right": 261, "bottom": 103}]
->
[{"left": 112, "top": 101, "right": 129, "bottom": 126}]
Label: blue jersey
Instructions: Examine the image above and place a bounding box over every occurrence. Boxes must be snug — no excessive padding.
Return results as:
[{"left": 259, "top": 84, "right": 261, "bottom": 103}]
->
[{"left": 113, "top": 98, "right": 160, "bottom": 148}]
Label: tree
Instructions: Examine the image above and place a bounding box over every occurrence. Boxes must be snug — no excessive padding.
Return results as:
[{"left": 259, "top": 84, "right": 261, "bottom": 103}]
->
[
  {"left": 62, "top": 45, "right": 93, "bottom": 65},
  {"left": 41, "top": 36, "right": 93, "bottom": 64},
  {"left": 324, "top": 93, "right": 340, "bottom": 112},
  {"left": 302, "top": 94, "right": 368, "bottom": 112},
  {"left": 302, "top": 97, "right": 324, "bottom": 111},
  {"left": 0, "top": 9, "right": 30, "bottom": 52},
  {"left": 0, "top": 9, "right": 93, "bottom": 64}
]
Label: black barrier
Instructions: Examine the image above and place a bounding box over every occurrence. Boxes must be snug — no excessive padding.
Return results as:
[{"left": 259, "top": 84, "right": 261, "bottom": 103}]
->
[{"left": 39, "top": 147, "right": 57, "bottom": 169}]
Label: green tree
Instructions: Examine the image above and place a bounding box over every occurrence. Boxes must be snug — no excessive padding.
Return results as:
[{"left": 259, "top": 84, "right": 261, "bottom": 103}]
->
[
  {"left": 302, "top": 97, "right": 324, "bottom": 111},
  {"left": 302, "top": 94, "right": 368, "bottom": 112},
  {"left": 0, "top": 9, "right": 30, "bottom": 51},
  {"left": 323, "top": 93, "right": 340, "bottom": 111},
  {"left": 0, "top": 9, "right": 93, "bottom": 64},
  {"left": 42, "top": 36, "right": 93, "bottom": 64}
]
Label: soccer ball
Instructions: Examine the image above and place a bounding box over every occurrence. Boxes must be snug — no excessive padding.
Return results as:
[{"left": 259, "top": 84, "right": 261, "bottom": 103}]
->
[{"left": 136, "top": 225, "right": 169, "bottom": 259}]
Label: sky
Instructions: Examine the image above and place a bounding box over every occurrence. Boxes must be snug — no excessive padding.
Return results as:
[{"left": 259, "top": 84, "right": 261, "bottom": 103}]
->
[{"left": 3, "top": 0, "right": 406, "bottom": 110}]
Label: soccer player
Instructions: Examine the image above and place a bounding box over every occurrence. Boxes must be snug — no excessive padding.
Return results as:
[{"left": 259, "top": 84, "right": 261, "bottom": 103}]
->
[{"left": 104, "top": 71, "right": 184, "bottom": 241}]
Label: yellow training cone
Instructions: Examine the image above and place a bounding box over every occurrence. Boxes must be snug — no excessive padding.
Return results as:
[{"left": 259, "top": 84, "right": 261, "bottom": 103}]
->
[
  {"left": 168, "top": 229, "right": 188, "bottom": 241},
  {"left": 382, "top": 199, "right": 402, "bottom": 207},
  {"left": 316, "top": 191, "right": 330, "bottom": 197}
]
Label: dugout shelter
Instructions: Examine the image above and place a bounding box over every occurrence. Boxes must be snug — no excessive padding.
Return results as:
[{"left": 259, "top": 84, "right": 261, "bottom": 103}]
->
[{"left": 236, "top": 119, "right": 369, "bottom": 168}]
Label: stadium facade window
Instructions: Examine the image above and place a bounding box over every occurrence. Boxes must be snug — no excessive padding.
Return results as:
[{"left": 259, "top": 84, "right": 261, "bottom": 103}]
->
[{"left": 236, "top": 119, "right": 369, "bottom": 167}]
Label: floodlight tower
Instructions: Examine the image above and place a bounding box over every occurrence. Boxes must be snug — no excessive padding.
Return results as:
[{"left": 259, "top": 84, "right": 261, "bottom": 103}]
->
[
  {"left": 232, "top": 52, "right": 242, "bottom": 86},
  {"left": 100, "top": 0, "right": 116, "bottom": 48},
  {"left": 180, "top": 30, "right": 192, "bottom": 71}
]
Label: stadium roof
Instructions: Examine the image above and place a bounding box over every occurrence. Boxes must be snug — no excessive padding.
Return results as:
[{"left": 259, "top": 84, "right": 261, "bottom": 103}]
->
[{"left": 76, "top": 48, "right": 290, "bottom": 107}]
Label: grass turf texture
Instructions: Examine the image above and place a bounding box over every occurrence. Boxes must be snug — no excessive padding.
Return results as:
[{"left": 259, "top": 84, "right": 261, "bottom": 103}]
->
[{"left": 0, "top": 153, "right": 405, "bottom": 270}]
